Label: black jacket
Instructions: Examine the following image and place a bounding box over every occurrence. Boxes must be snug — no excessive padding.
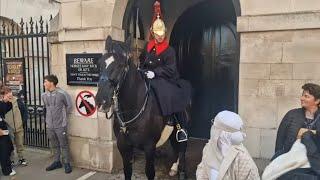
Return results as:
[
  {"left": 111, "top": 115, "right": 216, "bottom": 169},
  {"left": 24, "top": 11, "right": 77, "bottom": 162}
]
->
[
  {"left": 0, "top": 101, "right": 12, "bottom": 120},
  {"left": 274, "top": 108, "right": 307, "bottom": 157},
  {"left": 17, "top": 98, "right": 29, "bottom": 123},
  {"left": 0, "top": 101, "right": 12, "bottom": 131},
  {"left": 274, "top": 108, "right": 320, "bottom": 178},
  {"left": 0, "top": 101, "right": 14, "bottom": 156},
  {"left": 140, "top": 43, "right": 191, "bottom": 116}
]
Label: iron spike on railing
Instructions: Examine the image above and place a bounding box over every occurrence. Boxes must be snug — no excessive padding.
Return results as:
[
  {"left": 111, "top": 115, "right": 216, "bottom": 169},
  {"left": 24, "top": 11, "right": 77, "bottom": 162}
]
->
[
  {"left": 10, "top": 19, "right": 15, "bottom": 35},
  {"left": 29, "top": 17, "right": 34, "bottom": 34},
  {"left": 1, "top": 21, "right": 5, "bottom": 35},
  {"left": 7, "top": 25, "right": 10, "bottom": 36},
  {"left": 20, "top": 18, "right": 25, "bottom": 35},
  {"left": 35, "top": 22, "right": 39, "bottom": 34},
  {"left": 16, "top": 22, "right": 19, "bottom": 35},
  {"left": 39, "top": 16, "right": 44, "bottom": 33},
  {"left": 26, "top": 23, "right": 29, "bottom": 35},
  {"left": 45, "top": 20, "right": 49, "bottom": 33},
  {"left": 50, "top": 14, "right": 53, "bottom": 21}
]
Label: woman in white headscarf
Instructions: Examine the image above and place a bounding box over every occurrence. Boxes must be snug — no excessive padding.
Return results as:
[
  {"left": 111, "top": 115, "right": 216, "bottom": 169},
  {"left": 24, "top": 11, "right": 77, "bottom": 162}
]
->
[{"left": 196, "top": 111, "right": 260, "bottom": 180}]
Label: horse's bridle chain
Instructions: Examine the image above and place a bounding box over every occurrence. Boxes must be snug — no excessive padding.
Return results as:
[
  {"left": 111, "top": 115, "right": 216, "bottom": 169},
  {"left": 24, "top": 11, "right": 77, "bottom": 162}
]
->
[{"left": 104, "top": 55, "right": 149, "bottom": 133}]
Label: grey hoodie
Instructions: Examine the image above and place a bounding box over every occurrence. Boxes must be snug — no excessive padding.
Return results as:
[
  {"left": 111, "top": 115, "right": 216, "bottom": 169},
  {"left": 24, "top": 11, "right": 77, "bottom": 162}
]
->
[{"left": 41, "top": 87, "right": 72, "bottom": 129}]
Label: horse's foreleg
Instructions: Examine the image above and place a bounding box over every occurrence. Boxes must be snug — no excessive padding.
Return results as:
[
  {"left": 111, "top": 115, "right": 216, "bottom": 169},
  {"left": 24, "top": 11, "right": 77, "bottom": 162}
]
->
[
  {"left": 169, "top": 158, "right": 179, "bottom": 177},
  {"left": 123, "top": 151, "right": 133, "bottom": 180},
  {"left": 118, "top": 142, "right": 133, "bottom": 180},
  {"left": 178, "top": 141, "right": 187, "bottom": 180},
  {"left": 144, "top": 145, "right": 156, "bottom": 180},
  {"left": 169, "top": 133, "right": 179, "bottom": 177}
]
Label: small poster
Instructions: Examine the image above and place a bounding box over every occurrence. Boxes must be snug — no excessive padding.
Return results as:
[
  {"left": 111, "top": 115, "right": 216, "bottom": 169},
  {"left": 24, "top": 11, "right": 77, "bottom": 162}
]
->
[
  {"left": 3, "top": 58, "right": 25, "bottom": 94},
  {"left": 75, "top": 90, "right": 97, "bottom": 118},
  {"left": 66, "top": 53, "right": 102, "bottom": 86}
]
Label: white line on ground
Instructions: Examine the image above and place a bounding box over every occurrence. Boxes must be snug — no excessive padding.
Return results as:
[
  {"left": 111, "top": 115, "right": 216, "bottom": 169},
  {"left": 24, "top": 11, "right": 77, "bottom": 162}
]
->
[{"left": 76, "top": 171, "right": 97, "bottom": 180}]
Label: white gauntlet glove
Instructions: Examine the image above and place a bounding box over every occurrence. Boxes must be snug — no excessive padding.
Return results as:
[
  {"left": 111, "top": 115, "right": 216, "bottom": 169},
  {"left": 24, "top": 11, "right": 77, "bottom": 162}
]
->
[{"left": 145, "top": 71, "right": 155, "bottom": 79}]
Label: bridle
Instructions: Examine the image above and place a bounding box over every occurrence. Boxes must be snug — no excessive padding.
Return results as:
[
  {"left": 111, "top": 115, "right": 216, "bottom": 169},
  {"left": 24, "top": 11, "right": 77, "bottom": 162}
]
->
[{"left": 99, "top": 52, "right": 150, "bottom": 133}]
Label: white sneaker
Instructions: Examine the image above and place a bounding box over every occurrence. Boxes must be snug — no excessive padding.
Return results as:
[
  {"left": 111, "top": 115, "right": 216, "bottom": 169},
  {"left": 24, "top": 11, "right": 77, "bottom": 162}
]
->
[
  {"left": 9, "top": 169, "right": 16, "bottom": 176},
  {"left": 18, "top": 159, "right": 28, "bottom": 166}
]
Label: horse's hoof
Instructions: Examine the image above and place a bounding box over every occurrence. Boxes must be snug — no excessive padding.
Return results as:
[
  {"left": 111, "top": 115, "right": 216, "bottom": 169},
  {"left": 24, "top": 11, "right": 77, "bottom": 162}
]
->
[
  {"left": 178, "top": 172, "right": 186, "bottom": 180},
  {"left": 169, "top": 169, "right": 178, "bottom": 177}
]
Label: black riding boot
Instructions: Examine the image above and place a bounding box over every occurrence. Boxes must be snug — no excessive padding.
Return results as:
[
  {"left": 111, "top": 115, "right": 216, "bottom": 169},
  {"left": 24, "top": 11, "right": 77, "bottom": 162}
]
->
[
  {"left": 166, "top": 115, "right": 175, "bottom": 126},
  {"left": 174, "top": 112, "right": 188, "bottom": 142}
]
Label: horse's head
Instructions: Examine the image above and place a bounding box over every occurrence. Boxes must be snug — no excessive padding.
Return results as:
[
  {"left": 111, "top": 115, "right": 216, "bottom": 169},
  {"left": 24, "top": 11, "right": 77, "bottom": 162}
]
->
[{"left": 96, "top": 35, "right": 131, "bottom": 113}]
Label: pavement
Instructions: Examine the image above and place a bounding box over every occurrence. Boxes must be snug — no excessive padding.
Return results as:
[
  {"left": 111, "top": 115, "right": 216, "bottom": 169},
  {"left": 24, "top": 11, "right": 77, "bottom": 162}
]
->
[
  {"left": 0, "top": 139, "right": 269, "bottom": 180},
  {"left": 0, "top": 139, "right": 203, "bottom": 180}
]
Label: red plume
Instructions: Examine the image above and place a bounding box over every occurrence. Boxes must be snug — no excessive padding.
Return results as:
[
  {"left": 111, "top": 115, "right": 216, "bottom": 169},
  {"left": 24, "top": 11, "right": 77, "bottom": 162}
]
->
[
  {"left": 152, "top": 1, "right": 163, "bottom": 23},
  {"left": 149, "top": 1, "right": 163, "bottom": 40}
]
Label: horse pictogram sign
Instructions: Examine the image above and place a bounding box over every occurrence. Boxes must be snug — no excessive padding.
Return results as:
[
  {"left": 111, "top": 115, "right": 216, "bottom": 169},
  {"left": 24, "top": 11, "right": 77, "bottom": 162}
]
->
[{"left": 76, "top": 90, "right": 97, "bottom": 117}]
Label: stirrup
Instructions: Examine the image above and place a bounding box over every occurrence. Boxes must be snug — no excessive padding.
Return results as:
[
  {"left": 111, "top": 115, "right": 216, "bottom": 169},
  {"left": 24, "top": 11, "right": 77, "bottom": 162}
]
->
[{"left": 176, "top": 124, "right": 188, "bottom": 142}]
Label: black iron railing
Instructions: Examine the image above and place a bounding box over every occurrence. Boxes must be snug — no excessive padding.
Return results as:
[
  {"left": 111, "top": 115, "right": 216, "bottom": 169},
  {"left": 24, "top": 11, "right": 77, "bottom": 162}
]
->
[{"left": 0, "top": 16, "right": 52, "bottom": 148}]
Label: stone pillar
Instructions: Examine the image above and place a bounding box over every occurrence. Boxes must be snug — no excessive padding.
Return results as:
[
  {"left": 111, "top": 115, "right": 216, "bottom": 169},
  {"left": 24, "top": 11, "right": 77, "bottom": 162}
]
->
[
  {"left": 48, "top": 0, "right": 125, "bottom": 172},
  {"left": 238, "top": 0, "right": 320, "bottom": 161}
]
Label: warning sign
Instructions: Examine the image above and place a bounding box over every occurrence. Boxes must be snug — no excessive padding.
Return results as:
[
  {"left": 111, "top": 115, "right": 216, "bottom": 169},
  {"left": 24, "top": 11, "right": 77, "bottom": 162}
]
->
[{"left": 75, "top": 90, "right": 97, "bottom": 118}]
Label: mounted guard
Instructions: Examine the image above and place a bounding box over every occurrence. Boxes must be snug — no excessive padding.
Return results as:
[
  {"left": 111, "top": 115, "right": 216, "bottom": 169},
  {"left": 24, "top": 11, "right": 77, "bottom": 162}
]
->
[
  {"left": 95, "top": 1, "right": 192, "bottom": 179},
  {"left": 139, "top": 1, "right": 192, "bottom": 142}
]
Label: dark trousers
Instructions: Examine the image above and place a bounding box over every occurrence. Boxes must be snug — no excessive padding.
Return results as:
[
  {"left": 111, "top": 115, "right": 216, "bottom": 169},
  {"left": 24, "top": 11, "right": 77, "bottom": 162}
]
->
[
  {"left": 278, "top": 168, "right": 319, "bottom": 180},
  {"left": 0, "top": 137, "right": 13, "bottom": 176},
  {"left": 174, "top": 111, "right": 188, "bottom": 129},
  {"left": 47, "top": 127, "right": 71, "bottom": 163}
]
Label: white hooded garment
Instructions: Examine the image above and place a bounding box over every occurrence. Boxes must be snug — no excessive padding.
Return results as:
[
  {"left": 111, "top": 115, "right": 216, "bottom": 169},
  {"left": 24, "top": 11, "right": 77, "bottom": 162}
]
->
[
  {"left": 262, "top": 139, "right": 310, "bottom": 180},
  {"left": 196, "top": 111, "right": 260, "bottom": 180}
]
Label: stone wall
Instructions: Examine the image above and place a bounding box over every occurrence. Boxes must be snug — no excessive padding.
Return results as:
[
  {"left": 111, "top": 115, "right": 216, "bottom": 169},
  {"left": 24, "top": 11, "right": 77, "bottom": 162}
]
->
[
  {"left": 49, "top": 0, "right": 125, "bottom": 172},
  {"left": 240, "top": 0, "right": 320, "bottom": 16},
  {"left": 49, "top": 0, "right": 320, "bottom": 170},
  {"left": 238, "top": 8, "right": 320, "bottom": 159}
]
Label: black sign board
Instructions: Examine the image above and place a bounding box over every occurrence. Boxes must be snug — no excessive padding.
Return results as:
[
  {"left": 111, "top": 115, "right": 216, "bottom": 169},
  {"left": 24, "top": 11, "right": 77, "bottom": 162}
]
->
[
  {"left": 3, "top": 57, "right": 25, "bottom": 95},
  {"left": 66, "top": 53, "right": 102, "bottom": 86}
]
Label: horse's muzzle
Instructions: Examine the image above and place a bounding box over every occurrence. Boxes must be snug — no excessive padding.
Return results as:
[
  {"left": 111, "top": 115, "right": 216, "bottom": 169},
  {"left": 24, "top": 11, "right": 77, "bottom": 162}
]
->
[{"left": 97, "top": 101, "right": 107, "bottom": 113}]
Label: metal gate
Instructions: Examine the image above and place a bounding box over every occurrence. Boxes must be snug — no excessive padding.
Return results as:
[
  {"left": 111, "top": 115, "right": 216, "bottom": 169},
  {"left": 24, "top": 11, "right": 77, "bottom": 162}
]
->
[{"left": 0, "top": 16, "right": 51, "bottom": 148}]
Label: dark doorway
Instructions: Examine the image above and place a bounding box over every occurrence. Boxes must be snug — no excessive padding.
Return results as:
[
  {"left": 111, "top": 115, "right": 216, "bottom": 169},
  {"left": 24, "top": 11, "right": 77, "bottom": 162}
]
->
[{"left": 170, "top": 0, "right": 239, "bottom": 139}]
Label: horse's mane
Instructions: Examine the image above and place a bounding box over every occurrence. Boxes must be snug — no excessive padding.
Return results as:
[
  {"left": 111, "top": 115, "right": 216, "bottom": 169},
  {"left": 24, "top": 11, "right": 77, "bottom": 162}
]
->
[{"left": 111, "top": 39, "right": 131, "bottom": 56}]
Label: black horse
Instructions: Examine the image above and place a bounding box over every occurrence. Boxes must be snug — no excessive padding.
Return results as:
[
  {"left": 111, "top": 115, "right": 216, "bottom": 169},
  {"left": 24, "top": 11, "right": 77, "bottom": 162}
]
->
[{"left": 96, "top": 36, "right": 189, "bottom": 180}]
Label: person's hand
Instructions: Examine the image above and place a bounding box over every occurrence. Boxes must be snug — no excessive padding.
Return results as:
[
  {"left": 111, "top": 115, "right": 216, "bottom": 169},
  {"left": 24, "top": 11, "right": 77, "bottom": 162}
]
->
[
  {"left": 297, "top": 128, "right": 316, "bottom": 139},
  {"left": 145, "top": 71, "right": 155, "bottom": 79},
  {"left": 0, "top": 129, "right": 5, "bottom": 136},
  {"left": 3, "top": 93, "right": 13, "bottom": 102},
  {"left": 7, "top": 96, "right": 13, "bottom": 102},
  {"left": 297, "top": 128, "right": 309, "bottom": 139}
]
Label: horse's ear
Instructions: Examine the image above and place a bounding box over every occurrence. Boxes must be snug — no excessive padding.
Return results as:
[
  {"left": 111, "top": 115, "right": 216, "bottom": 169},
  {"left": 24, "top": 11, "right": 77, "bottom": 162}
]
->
[{"left": 105, "top": 36, "right": 113, "bottom": 53}]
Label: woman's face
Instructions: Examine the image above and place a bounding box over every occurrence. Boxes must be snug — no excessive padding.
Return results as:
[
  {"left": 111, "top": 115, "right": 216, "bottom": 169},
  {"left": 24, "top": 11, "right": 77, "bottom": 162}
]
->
[{"left": 301, "top": 90, "right": 320, "bottom": 109}]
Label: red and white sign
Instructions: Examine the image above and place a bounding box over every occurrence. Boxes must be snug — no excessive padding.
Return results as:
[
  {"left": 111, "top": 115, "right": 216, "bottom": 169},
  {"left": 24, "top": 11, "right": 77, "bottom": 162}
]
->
[{"left": 75, "top": 90, "right": 97, "bottom": 118}]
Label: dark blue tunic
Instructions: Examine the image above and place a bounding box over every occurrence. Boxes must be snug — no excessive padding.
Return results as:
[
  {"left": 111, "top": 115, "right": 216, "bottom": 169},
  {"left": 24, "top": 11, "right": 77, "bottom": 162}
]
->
[{"left": 140, "top": 43, "right": 191, "bottom": 116}]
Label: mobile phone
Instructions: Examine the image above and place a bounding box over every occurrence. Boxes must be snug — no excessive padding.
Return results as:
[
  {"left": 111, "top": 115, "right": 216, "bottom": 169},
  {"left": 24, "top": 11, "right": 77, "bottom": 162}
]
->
[{"left": 3, "top": 130, "right": 9, "bottom": 135}]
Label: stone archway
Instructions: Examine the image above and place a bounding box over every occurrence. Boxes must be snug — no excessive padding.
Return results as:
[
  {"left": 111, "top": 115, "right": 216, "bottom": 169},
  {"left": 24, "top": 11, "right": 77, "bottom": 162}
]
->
[
  {"left": 109, "top": 0, "right": 242, "bottom": 176},
  {"left": 116, "top": 0, "right": 241, "bottom": 139}
]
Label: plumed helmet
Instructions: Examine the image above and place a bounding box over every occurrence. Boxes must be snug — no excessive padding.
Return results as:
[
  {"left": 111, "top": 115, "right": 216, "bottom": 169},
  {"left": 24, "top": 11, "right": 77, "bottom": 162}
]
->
[{"left": 151, "top": 1, "right": 166, "bottom": 37}]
